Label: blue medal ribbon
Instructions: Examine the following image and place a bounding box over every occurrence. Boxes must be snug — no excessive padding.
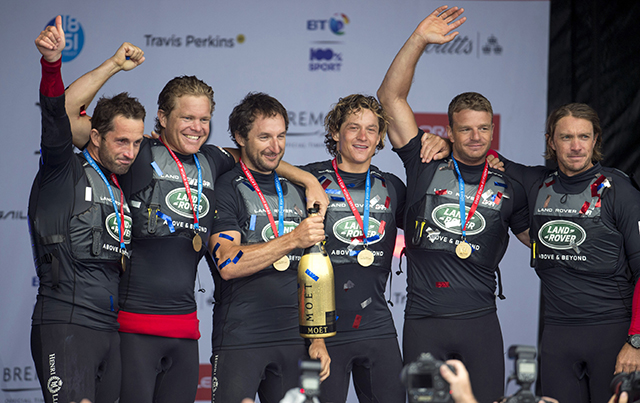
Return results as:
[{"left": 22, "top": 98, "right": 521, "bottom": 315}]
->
[{"left": 82, "top": 150, "right": 126, "bottom": 251}]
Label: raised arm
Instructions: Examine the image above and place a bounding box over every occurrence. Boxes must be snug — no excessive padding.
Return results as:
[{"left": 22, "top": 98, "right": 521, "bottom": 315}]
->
[
  {"left": 65, "top": 42, "right": 145, "bottom": 148},
  {"left": 377, "top": 5, "right": 466, "bottom": 149}
]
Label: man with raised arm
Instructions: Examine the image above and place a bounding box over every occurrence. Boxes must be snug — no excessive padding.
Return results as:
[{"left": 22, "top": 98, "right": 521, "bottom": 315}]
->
[
  {"left": 210, "top": 92, "right": 330, "bottom": 403},
  {"left": 499, "top": 103, "right": 640, "bottom": 403},
  {"left": 377, "top": 6, "right": 530, "bottom": 402},
  {"left": 299, "top": 94, "right": 411, "bottom": 403},
  {"left": 64, "top": 47, "right": 327, "bottom": 403},
  {"left": 31, "top": 17, "right": 145, "bottom": 403}
]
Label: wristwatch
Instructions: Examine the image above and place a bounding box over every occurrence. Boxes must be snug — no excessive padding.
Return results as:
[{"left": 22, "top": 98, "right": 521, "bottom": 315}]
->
[{"left": 627, "top": 334, "right": 640, "bottom": 348}]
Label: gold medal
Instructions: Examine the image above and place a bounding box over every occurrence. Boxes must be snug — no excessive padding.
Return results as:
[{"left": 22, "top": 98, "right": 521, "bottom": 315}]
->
[
  {"left": 357, "top": 249, "right": 375, "bottom": 267},
  {"left": 120, "top": 254, "right": 127, "bottom": 272},
  {"left": 273, "top": 255, "right": 290, "bottom": 271},
  {"left": 455, "top": 241, "right": 472, "bottom": 259},
  {"left": 192, "top": 233, "right": 203, "bottom": 252}
]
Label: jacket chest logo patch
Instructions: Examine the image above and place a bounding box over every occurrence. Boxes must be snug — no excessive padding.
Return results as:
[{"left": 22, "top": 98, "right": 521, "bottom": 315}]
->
[
  {"left": 165, "top": 188, "right": 210, "bottom": 219},
  {"left": 538, "top": 220, "right": 586, "bottom": 250},
  {"left": 332, "top": 216, "right": 384, "bottom": 245},
  {"left": 431, "top": 203, "right": 486, "bottom": 235},
  {"left": 261, "top": 221, "right": 299, "bottom": 242},
  {"left": 105, "top": 213, "right": 133, "bottom": 244}
]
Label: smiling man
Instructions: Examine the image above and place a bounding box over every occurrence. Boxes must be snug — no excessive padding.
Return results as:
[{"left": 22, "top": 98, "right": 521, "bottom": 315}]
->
[
  {"left": 377, "top": 7, "right": 530, "bottom": 402},
  {"left": 299, "top": 94, "right": 413, "bottom": 403},
  {"left": 501, "top": 103, "right": 640, "bottom": 403},
  {"left": 209, "top": 92, "right": 330, "bottom": 403},
  {"left": 30, "top": 18, "right": 145, "bottom": 403}
]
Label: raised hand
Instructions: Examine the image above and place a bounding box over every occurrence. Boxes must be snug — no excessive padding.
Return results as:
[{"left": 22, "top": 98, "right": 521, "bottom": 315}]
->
[
  {"left": 110, "top": 42, "right": 145, "bottom": 72},
  {"left": 413, "top": 5, "right": 466, "bottom": 46},
  {"left": 35, "top": 15, "right": 66, "bottom": 63}
]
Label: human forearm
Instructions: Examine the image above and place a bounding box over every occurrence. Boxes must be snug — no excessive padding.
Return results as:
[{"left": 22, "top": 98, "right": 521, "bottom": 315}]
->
[
  {"left": 378, "top": 7, "right": 465, "bottom": 149},
  {"left": 276, "top": 161, "right": 328, "bottom": 216},
  {"left": 65, "top": 57, "right": 122, "bottom": 147},
  {"left": 212, "top": 215, "right": 324, "bottom": 280},
  {"left": 378, "top": 33, "right": 427, "bottom": 105},
  {"left": 65, "top": 42, "right": 145, "bottom": 148}
]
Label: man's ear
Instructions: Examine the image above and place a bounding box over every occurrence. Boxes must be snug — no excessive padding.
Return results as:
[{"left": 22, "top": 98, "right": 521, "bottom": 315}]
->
[
  {"left": 90, "top": 128, "right": 102, "bottom": 148},
  {"left": 446, "top": 125, "right": 454, "bottom": 143},
  {"left": 545, "top": 132, "right": 555, "bottom": 151},
  {"left": 157, "top": 109, "right": 167, "bottom": 129},
  {"left": 234, "top": 132, "right": 246, "bottom": 147}
]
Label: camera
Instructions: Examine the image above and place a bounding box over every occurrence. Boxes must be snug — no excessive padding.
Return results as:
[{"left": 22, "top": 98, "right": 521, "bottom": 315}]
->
[
  {"left": 279, "top": 359, "right": 321, "bottom": 403},
  {"left": 401, "top": 352, "right": 456, "bottom": 403},
  {"left": 610, "top": 371, "right": 640, "bottom": 402},
  {"left": 503, "top": 345, "right": 542, "bottom": 403}
]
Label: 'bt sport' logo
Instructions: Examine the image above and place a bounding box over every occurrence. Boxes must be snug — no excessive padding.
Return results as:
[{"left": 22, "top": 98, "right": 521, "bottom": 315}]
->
[
  {"left": 309, "top": 48, "right": 342, "bottom": 72},
  {"left": 46, "top": 16, "right": 84, "bottom": 62},
  {"left": 307, "top": 13, "right": 350, "bottom": 35}
]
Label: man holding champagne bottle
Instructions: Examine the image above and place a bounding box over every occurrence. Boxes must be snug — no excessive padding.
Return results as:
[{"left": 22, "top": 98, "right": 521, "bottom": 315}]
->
[{"left": 209, "top": 92, "right": 330, "bottom": 403}]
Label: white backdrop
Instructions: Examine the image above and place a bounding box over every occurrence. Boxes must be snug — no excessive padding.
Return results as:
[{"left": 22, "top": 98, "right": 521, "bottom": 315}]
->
[{"left": 0, "top": 1, "right": 549, "bottom": 401}]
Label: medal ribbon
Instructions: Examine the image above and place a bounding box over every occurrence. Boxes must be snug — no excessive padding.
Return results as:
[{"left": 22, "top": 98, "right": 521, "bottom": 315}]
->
[
  {"left": 240, "top": 159, "right": 284, "bottom": 237},
  {"left": 451, "top": 158, "right": 489, "bottom": 238},
  {"left": 82, "top": 150, "right": 126, "bottom": 251},
  {"left": 331, "top": 158, "right": 373, "bottom": 244},
  {"left": 158, "top": 137, "right": 202, "bottom": 230}
]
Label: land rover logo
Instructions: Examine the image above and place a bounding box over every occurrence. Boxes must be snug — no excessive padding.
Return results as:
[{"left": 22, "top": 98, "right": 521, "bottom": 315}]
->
[
  {"left": 165, "top": 188, "right": 210, "bottom": 219},
  {"left": 538, "top": 220, "right": 586, "bottom": 250},
  {"left": 261, "top": 221, "right": 299, "bottom": 241},
  {"left": 332, "top": 216, "right": 383, "bottom": 245},
  {"left": 106, "top": 213, "right": 133, "bottom": 244},
  {"left": 431, "top": 203, "right": 485, "bottom": 235}
]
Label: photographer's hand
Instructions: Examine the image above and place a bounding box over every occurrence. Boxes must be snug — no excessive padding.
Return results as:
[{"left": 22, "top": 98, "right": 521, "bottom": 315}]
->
[
  {"left": 608, "top": 391, "right": 629, "bottom": 403},
  {"left": 440, "top": 360, "right": 478, "bottom": 403}
]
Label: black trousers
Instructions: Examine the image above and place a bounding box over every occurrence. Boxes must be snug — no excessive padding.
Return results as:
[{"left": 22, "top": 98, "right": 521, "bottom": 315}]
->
[
  {"left": 31, "top": 323, "right": 120, "bottom": 403},
  {"left": 540, "top": 322, "right": 628, "bottom": 403},
  {"left": 403, "top": 313, "right": 505, "bottom": 403},
  {"left": 119, "top": 332, "right": 199, "bottom": 403},
  {"left": 211, "top": 344, "right": 308, "bottom": 403},
  {"left": 320, "top": 337, "right": 405, "bottom": 403}
]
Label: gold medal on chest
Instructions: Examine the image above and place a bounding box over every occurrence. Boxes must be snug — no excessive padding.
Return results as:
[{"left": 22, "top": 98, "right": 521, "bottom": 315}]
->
[
  {"left": 192, "top": 233, "right": 203, "bottom": 252},
  {"left": 455, "top": 241, "right": 472, "bottom": 259},
  {"left": 357, "top": 249, "right": 375, "bottom": 267},
  {"left": 273, "top": 255, "right": 291, "bottom": 271}
]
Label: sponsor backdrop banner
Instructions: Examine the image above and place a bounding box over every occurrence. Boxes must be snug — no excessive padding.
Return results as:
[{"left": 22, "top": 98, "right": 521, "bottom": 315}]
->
[{"left": 0, "top": 1, "right": 548, "bottom": 401}]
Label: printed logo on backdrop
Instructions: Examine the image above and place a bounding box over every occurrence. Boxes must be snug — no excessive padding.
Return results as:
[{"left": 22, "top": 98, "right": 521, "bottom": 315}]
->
[
  {"left": 144, "top": 33, "right": 244, "bottom": 48},
  {"left": 196, "top": 364, "right": 212, "bottom": 401},
  {"left": 2, "top": 364, "right": 41, "bottom": 394},
  {"left": 307, "top": 13, "right": 350, "bottom": 37},
  {"left": 309, "top": 48, "right": 342, "bottom": 72},
  {"left": 307, "top": 13, "right": 349, "bottom": 72},
  {"left": 46, "top": 16, "right": 84, "bottom": 62},
  {"left": 0, "top": 210, "right": 27, "bottom": 220},
  {"left": 482, "top": 35, "right": 503, "bottom": 55},
  {"left": 423, "top": 33, "right": 503, "bottom": 58},
  {"left": 285, "top": 110, "right": 326, "bottom": 151},
  {"left": 414, "top": 112, "right": 501, "bottom": 150}
]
